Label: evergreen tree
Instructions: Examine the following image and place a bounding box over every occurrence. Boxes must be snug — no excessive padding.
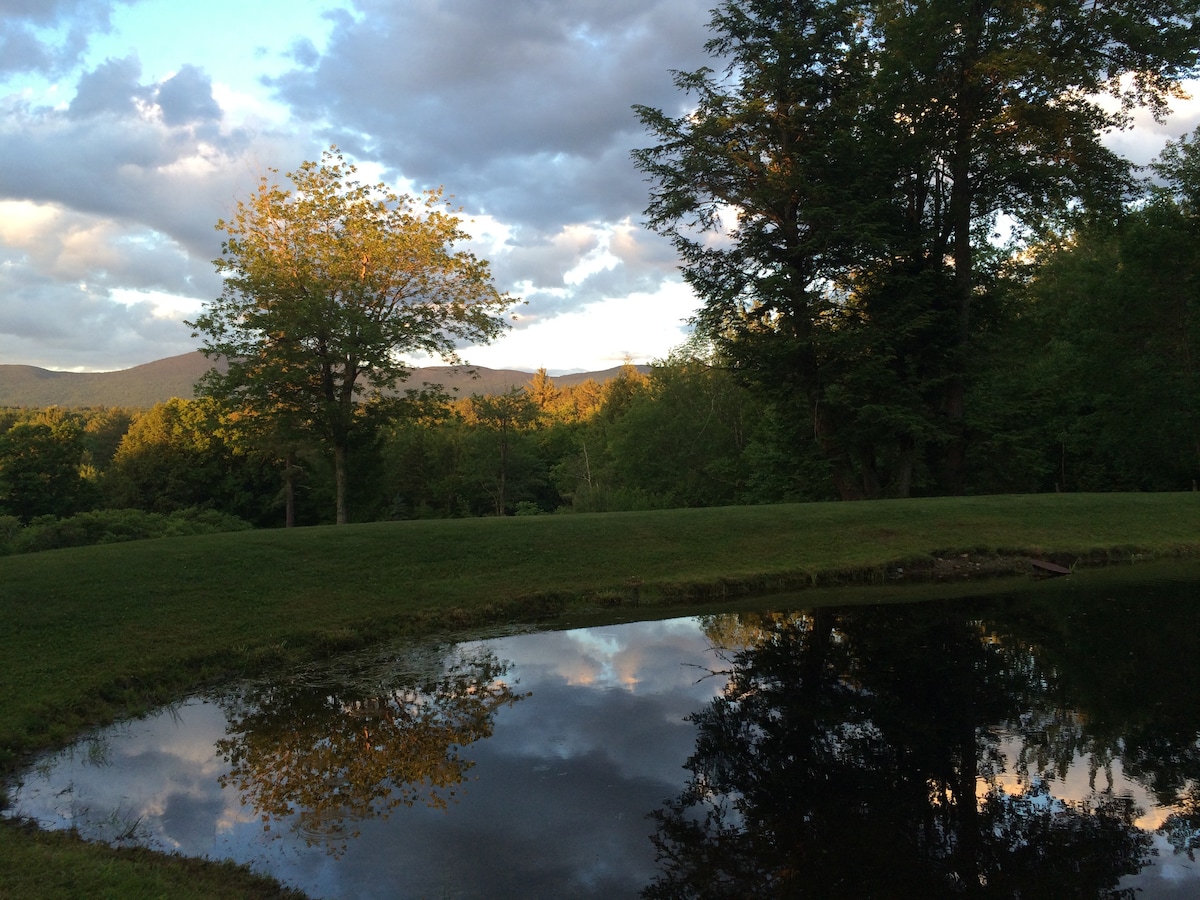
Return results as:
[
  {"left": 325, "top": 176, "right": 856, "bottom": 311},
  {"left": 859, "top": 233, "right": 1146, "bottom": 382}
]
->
[{"left": 635, "top": 0, "right": 1200, "bottom": 498}]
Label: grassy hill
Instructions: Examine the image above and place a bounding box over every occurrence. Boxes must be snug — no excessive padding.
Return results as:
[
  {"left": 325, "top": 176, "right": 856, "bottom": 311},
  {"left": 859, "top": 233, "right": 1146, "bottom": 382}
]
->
[{"left": 0, "top": 352, "right": 643, "bottom": 408}]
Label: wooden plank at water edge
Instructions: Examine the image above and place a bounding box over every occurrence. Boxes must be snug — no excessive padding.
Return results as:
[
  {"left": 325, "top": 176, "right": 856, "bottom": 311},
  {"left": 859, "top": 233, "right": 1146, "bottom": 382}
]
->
[{"left": 1031, "top": 559, "right": 1072, "bottom": 576}]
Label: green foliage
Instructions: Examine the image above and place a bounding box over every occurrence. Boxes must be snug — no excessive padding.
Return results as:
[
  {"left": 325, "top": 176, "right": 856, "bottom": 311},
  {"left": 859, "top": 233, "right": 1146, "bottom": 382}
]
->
[
  {"left": 380, "top": 414, "right": 474, "bottom": 518},
  {"left": 998, "top": 130, "right": 1200, "bottom": 492},
  {"left": 464, "top": 388, "right": 545, "bottom": 515},
  {"left": 0, "top": 507, "right": 253, "bottom": 555},
  {"left": 103, "top": 398, "right": 280, "bottom": 524},
  {"left": 634, "top": 0, "right": 1200, "bottom": 499},
  {"left": 604, "top": 352, "right": 753, "bottom": 507},
  {"left": 0, "top": 416, "right": 95, "bottom": 522},
  {"left": 189, "top": 147, "right": 514, "bottom": 524},
  {"left": 79, "top": 406, "right": 136, "bottom": 468}
]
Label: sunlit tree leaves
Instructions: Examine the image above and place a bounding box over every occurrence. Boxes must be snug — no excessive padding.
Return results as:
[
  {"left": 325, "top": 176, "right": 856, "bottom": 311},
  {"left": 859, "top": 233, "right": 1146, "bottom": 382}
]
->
[{"left": 189, "top": 148, "right": 514, "bottom": 524}]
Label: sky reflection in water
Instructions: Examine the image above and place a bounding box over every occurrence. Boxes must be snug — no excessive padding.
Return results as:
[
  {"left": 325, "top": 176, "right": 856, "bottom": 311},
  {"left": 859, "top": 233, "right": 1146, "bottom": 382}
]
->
[{"left": 7, "top": 569, "right": 1200, "bottom": 899}]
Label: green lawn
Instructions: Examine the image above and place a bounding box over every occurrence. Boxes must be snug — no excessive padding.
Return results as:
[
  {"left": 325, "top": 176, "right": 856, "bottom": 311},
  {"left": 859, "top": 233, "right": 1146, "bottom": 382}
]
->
[{"left": 2, "top": 492, "right": 1198, "bottom": 897}]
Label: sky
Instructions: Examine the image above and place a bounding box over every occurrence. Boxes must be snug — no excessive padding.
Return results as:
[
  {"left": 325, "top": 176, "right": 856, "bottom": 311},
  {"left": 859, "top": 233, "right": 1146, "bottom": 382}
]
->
[{"left": 2, "top": 0, "right": 1199, "bottom": 375}]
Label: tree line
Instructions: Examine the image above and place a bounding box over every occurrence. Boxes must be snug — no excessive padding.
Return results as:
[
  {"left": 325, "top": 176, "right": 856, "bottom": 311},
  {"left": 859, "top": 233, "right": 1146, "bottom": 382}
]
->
[{"left": 2, "top": 162, "right": 1198, "bottom": 544}]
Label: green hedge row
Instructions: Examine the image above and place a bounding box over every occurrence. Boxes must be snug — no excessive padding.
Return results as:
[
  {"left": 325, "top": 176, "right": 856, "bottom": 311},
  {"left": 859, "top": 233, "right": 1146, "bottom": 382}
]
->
[{"left": 0, "top": 507, "right": 253, "bottom": 555}]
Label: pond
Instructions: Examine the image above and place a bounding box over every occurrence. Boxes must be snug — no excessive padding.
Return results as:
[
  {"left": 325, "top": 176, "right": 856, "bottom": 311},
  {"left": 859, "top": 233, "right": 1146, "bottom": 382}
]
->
[{"left": 6, "top": 562, "right": 1200, "bottom": 898}]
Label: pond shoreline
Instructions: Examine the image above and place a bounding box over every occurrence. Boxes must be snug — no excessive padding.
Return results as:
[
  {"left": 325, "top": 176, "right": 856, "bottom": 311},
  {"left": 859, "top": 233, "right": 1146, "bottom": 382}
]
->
[
  {"left": 3, "top": 494, "right": 1199, "bottom": 898},
  {"left": 6, "top": 551, "right": 1200, "bottom": 900},
  {"left": 13, "top": 585, "right": 1199, "bottom": 900}
]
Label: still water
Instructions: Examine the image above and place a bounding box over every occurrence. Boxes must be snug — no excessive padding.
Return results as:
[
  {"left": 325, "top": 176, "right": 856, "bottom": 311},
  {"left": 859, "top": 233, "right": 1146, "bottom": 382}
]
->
[{"left": 6, "top": 564, "right": 1200, "bottom": 898}]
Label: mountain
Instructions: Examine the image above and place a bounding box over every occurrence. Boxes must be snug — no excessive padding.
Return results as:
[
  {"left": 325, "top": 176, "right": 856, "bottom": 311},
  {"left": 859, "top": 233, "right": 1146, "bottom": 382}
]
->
[{"left": 0, "top": 352, "right": 644, "bottom": 409}]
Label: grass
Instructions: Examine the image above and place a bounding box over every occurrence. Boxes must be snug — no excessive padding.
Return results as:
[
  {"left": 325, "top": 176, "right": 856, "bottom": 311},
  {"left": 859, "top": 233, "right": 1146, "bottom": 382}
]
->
[{"left": 2, "top": 492, "right": 1199, "bottom": 897}]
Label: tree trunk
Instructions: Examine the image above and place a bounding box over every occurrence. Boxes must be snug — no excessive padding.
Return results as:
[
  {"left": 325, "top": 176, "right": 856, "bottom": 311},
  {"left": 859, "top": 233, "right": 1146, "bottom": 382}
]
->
[
  {"left": 284, "top": 450, "right": 296, "bottom": 528},
  {"left": 889, "top": 437, "right": 916, "bottom": 499},
  {"left": 954, "top": 696, "right": 980, "bottom": 890},
  {"left": 943, "top": 8, "right": 984, "bottom": 496},
  {"left": 494, "top": 419, "right": 509, "bottom": 516},
  {"left": 334, "top": 443, "right": 349, "bottom": 525},
  {"left": 802, "top": 346, "right": 870, "bottom": 501}
]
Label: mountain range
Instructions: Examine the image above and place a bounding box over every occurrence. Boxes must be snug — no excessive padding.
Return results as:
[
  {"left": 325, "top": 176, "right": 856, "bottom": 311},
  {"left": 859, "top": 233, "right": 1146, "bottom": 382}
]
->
[{"left": 0, "top": 352, "right": 638, "bottom": 409}]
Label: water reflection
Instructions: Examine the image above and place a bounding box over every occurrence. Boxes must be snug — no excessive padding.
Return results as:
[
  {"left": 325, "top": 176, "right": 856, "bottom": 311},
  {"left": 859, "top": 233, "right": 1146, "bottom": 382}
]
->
[
  {"left": 645, "top": 605, "right": 1157, "bottom": 897},
  {"left": 5, "top": 568, "right": 1200, "bottom": 898},
  {"left": 215, "top": 645, "right": 524, "bottom": 852}
]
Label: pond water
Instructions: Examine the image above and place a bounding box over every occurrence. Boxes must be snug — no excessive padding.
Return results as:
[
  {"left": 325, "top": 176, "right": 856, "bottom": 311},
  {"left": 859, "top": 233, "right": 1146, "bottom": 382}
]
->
[{"left": 6, "top": 563, "right": 1200, "bottom": 898}]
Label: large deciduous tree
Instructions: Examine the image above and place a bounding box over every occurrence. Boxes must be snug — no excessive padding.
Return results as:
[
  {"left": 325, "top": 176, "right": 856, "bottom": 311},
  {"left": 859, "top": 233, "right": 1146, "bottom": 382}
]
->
[
  {"left": 189, "top": 148, "right": 514, "bottom": 524},
  {"left": 634, "top": 0, "right": 1199, "bottom": 499}
]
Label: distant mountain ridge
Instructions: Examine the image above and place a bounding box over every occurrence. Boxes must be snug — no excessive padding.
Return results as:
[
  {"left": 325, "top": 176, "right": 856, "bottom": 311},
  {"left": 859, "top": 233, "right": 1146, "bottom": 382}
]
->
[{"left": 0, "top": 351, "right": 643, "bottom": 408}]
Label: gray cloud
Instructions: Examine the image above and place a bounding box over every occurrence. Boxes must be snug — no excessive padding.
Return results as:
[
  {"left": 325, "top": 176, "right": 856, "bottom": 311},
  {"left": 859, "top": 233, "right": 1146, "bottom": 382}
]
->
[
  {"left": 155, "top": 64, "right": 221, "bottom": 126},
  {"left": 67, "top": 54, "right": 147, "bottom": 118},
  {"left": 0, "top": 0, "right": 129, "bottom": 77},
  {"left": 0, "top": 0, "right": 714, "bottom": 370},
  {"left": 268, "top": 0, "right": 712, "bottom": 229},
  {"left": 0, "top": 49, "right": 302, "bottom": 368},
  {"left": 3, "top": 98, "right": 228, "bottom": 252},
  {"left": 257, "top": 0, "right": 712, "bottom": 338},
  {"left": 0, "top": 275, "right": 197, "bottom": 371}
]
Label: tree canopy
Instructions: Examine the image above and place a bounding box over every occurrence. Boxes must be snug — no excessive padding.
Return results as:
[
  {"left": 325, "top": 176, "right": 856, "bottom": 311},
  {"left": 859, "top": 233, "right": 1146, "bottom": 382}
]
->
[
  {"left": 634, "top": 0, "right": 1200, "bottom": 499},
  {"left": 189, "top": 148, "right": 514, "bottom": 523}
]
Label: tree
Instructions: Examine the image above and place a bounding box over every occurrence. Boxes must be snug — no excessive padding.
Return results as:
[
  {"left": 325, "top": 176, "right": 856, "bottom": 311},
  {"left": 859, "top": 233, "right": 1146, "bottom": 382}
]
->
[
  {"left": 646, "top": 603, "right": 1156, "bottom": 897},
  {"left": 607, "top": 349, "right": 756, "bottom": 507},
  {"left": 104, "top": 398, "right": 278, "bottom": 522},
  {"left": 0, "top": 417, "right": 93, "bottom": 522},
  {"left": 216, "top": 647, "right": 523, "bottom": 852},
  {"left": 526, "top": 367, "right": 561, "bottom": 412},
  {"left": 465, "top": 388, "right": 543, "bottom": 515},
  {"left": 634, "top": 0, "right": 1200, "bottom": 499},
  {"left": 189, "top": 148, "right": 514, "bottom": 524},
  {"left": 1012, "top": 130, "right": 1200, "bottom": 491}
]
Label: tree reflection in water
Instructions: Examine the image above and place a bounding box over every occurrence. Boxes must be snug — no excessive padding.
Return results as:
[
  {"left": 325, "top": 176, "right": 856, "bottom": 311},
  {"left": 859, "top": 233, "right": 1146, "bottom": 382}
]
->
[
  {"left": 644, "top": 594, "right": 1200, "bottom": 899},
  {"left": 215, "top": 645, "right": 525, "bottom": 853}
]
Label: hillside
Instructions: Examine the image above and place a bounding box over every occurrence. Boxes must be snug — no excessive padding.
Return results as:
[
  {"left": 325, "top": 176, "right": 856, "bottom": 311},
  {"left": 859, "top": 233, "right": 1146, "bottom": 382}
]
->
[{"left": 0, "top": 352, "right": 642, "bottom": 408}]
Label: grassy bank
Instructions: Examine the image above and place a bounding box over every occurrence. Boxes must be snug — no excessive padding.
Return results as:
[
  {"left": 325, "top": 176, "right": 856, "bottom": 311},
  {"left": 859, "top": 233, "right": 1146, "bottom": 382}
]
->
[{"left": 2, "top": 492, "right": 1199, "bottom": 896}]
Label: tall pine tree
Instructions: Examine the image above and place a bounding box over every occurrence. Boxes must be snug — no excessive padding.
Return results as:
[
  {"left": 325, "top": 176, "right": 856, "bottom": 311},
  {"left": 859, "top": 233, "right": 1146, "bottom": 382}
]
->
[{"left": 635, "top": 0, "right": 1200, "bottom": 498}]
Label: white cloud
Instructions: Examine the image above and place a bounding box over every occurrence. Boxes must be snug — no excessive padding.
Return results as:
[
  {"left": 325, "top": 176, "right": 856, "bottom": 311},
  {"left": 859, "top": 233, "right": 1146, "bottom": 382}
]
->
[{"left": 451, "top": 280, "right": 697, "bottom": 374}]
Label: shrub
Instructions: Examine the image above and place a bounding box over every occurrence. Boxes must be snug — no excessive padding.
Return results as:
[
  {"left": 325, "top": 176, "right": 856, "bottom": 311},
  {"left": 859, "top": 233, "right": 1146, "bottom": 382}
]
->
[{"left": 4, "top": 508, "right": 253, "bottom": 555}]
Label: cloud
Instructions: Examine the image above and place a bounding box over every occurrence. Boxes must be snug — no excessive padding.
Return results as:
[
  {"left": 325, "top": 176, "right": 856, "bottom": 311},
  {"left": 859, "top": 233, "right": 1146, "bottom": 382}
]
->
[
  {"left": 0, "top": 0, "right": 712, "bottom": 370},
  {"left": 1103, "top": 83, "right": 1200, "bottom": 166},
  {"left": 0, "top": 0, "right": 129, "bottom": 76},
  {"left": 7, "top": 0, "right": 1190, "bottom": 373},
  {"left": 0, "top": 270, "right": 199, "bottom": 372},
  {"left": 67, "top": 53, "right": 146, "bottom": 118},
  {"left": 260, "top": 0, "right": 713, "bottom": 330},
  {"left": 155, "top": 64, "right": 221, "bottom": 126},
  {"left": 269, "top": 1, "right": 710, "bottom": 227},
  {"left": 0, "top": 60, "right": 298, "bottom": 367}
]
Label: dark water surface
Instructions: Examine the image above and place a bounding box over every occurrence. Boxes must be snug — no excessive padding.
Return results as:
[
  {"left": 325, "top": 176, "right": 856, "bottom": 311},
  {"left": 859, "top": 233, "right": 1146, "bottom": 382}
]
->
[{"left": 6, "top": 562, "right": 1200, "bottom": 898}]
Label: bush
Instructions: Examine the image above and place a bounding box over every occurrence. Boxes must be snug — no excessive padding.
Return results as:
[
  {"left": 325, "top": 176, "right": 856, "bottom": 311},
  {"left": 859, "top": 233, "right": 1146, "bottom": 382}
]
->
[{"left": 0, "top": 508, "right": 253, "bottom": 555}]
